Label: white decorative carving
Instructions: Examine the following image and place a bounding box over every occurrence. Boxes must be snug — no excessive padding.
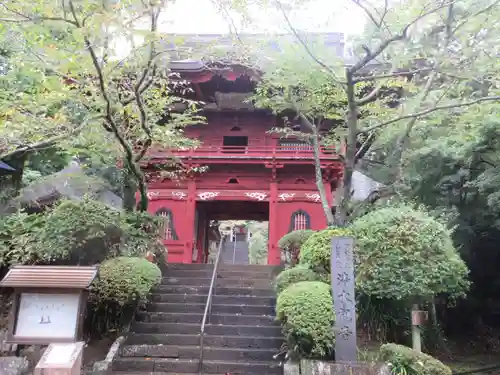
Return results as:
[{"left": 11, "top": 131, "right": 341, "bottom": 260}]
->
[
  {"left": 245, "top": 192, "right": 267, "bottom": 201},
  {"left": 305, "top": 193, "right": 321, "bottom": 202},
  {"left": 147, "top": 191, "right": 160, "bottom": 200},
  {"left": 198, "top": 192, "right": 219, "bottom": 200},
  {"left": 279, "top": 193, "right": 296, "bottom": 201},
  {"left": 171, "top": 191, "right": 187, "bottom": 199}
]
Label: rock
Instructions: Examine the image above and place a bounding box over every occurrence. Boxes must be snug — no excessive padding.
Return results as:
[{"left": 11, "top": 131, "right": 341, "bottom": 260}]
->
[
  {"left": 300, "top": 360, "right": 390, "bottom": 375},
  {"left": 284, "top": 361, "right": 301, "bottom": 375},
  {"left": 0, "top": 356, "right": 29, "bottom": 375}
]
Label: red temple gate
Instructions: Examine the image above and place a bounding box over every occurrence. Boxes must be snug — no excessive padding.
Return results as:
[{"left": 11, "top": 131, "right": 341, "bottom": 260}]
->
[{"left": 141, "top": 62, "right": 344, "bottom": 265}]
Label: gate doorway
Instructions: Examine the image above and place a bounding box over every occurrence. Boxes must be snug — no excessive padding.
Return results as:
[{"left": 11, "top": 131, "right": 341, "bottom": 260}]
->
[{"left": 195, "top": 201, "right": 269, "bottom": 265}]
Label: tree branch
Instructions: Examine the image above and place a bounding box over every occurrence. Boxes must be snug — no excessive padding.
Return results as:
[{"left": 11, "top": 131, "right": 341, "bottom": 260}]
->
[
  {"left": 133, "top": 7, "right": 160, "bottom": 163},
  {"left": 274, "top": 0, "right": 345, "bottom": 87},
  {"left": 0, "top": 3, "right": 78, "bottom": 26},
  {"left": 353, "top": 68, "right": 433, "bottom": 83},
  {"left": 67, "top": 0, "right": 149, "bottom": 211},
  {"left": 359, "top": 95, "right": 500, "bottom": 134},
  {"left": 349, "top": 1, "right": 457, "bottom": 73}
]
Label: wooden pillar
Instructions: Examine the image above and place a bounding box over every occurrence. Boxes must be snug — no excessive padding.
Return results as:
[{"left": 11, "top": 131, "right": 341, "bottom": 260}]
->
[
  {"left": 196, "top": 211, "right": 207, "bottom": 264},
  {"left": 268, "top": 180, "right": 280, "bottom": 265},
  {"left": 184, "top": 179, "right": 196, "bottom": 264}
]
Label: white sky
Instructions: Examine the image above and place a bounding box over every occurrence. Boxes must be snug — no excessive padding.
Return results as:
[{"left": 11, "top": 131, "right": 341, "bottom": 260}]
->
[
  {"left": 158, "top": 0, "right": 366, "bottom": 36},
  {"left": 113, "top": 0, "right": 366, "bottom": 60}
]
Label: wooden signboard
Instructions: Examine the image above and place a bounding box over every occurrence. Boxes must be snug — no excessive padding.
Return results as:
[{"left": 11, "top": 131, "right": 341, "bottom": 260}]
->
[{"left": 0, "top": 265, "right": 98, "bottom": 345}]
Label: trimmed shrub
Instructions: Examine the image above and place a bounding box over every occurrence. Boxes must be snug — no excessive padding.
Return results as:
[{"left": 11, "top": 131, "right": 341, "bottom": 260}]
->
[
  {"left": 276, "top": 281, "right": 334, "bottom": 359},
  {"left": 275, "top": 265, "right": 320, "bottom": 294},
  {"left": 91, "top": 256, "right": 162, "bottom": 305},
  {"left": 380, "top": 343, "right": 452, "bottom": 375},
  {"left": 278, "top": 230, "right": 315, "bottom": 266},
  {"left": 351, "top": 204, "right": 470, "bottom": 300},
  {"left": 299, "top": 228, "right": 351, "bottom": 273},
  {"left": 85, "top": 256, "right": 162, "bottom": 338}
]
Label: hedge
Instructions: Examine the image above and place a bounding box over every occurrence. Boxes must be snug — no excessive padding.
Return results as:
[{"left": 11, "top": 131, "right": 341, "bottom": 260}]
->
[
  {"left": 275, "top": 265, "right": 320, "bottom": 294},
  {"left": 276, "top": 281, "right": 334, "bottom": 359},
  {"left": 299, "top": 228, "right": 351, "bottom": 273},
  {"left": 380, "top": 343, "right": 452, "bottom": 375},
  {"left": 91, "top": 256, "right": 162, "bottom": 306}
]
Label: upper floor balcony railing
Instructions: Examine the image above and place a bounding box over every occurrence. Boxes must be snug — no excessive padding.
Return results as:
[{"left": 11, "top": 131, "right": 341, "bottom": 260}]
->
[{"left": 169, "top": 145, "right": 338, "bottom": 160}]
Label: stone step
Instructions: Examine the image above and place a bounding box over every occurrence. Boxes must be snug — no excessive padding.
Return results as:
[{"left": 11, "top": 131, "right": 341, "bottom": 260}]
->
[
  {"left": 163, "top": 263, "right": 281, "bottom": 273},
  {"left": 126, "top": 334, "right": 283, "bottom": 349},
  {"left": 150, "top": 293, "right": 276, "bottom": 305},
  {"left": 121, "top": 344, "right": 278, "bottom": 361},
  {"left": 161, "top": 277, "right": 274, "bottom": 288},
  {"left": 113, "top": 357, "right": 282, "bottom": 375},
  {"left": 152, "top": 285, "right": 275, "bottom": 297},
  {"left": 131, "top": 322, "right": 282, "bottom": 337},
  {"left": 164, "top": 269, "right": 276, "bottom": 279},
  {"left": 136, "top": 312, "right": 279, "bottom": 326},
  {"left": 147, "top": 302, "right": 275, "bottom": 315}
]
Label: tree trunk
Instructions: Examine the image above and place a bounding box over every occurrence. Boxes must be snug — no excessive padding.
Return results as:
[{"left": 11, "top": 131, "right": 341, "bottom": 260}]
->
[
  {"left": 122, "top": 168, "right": 136, "bottom": 212},
  {"left": 311, "top": 129, "right": 335, "bottom": 226},
  {"left": 336, "top": 69, "right": 358, "bottom": 226}
]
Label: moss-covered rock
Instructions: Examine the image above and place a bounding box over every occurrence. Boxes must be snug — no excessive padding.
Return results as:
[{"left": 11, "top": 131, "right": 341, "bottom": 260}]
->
[
  {"left": 276, "top": 281, "right": 334, "bottom": 359},
  {"left": 299, "top": 228, "right": 351, "bottom": 273},
  {"left": 91, "top": 256, "right": 162, "bottom": 306},
  {"left": 275, "top": 265, "right": 320, "bottom": 294},
  {"left": 380, "top": 343, "right": 452, "bottom": 375}
]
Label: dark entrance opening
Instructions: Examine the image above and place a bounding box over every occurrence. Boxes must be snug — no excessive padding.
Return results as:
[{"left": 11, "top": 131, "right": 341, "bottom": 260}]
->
[
  {"left": 223, "top": 136, "right": 248, "bottom": 153},
  {"left": 197, "top": 201, "right": 269, "bottom": 265}
]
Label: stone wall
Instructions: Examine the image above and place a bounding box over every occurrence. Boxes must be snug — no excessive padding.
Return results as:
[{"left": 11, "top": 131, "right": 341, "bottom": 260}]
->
[{"left": 285, "top": 360, "right": 390, "bottom": 375}]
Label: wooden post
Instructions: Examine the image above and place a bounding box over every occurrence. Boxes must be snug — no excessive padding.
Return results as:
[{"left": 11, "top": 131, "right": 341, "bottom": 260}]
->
[
  {"left": 411, "top": 305, "right": 427, "bottom": 352},
  {"left": 184, "top": 179, "right": 197, "bottom": 264},
  {"left": 268, "top": 180, "right": 279, "bottom": 265}
]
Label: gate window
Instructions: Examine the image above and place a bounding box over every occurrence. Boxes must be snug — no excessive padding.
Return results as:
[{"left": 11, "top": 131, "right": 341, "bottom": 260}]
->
[
  {"left": 223, "top": 136, "right": 248, "bottom": 153},
  {"left": 155, "top": 208, "right": 178, "bottom": 240},
  {"left": 289, "top": 210, "right": 311, "bottom": 232}
]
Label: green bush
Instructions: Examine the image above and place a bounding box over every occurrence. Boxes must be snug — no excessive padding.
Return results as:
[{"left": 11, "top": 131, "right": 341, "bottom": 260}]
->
[
  {"left": 276, "top": 281, "right": 334, "bottom": 359},
  {"left": 351, "top": 204, "right": 470, "bottom": 300},
  {"left": 380, "top": 343, "right": 452, "bottom": 375},
  {"left": 91, "top": 256, "right": 162, "bottom": 306},
  {"left": 278, "top": 230, "right": 315, "bottom": 266},
  {"left": 275, "top": 265, "right": 320, "bottom": 294},
  {"left": 0, "top": 198, "right": 163, "bottom": 267},
  {"left": 299, "top": 228, "right": 351, "bottom": 273}
]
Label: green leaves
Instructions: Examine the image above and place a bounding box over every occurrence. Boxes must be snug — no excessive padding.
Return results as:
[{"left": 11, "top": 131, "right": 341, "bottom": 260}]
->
[
  {"left": 276, "top": 281, "right": 335, "bottom": 359},
  {"left": 351, "top": 204, "right": 470, "bottom": 301},
  {"left": 0, "top": 197, "right": 163, "bottom": 267},
  {"left": 90, "top": 256, "right": 162, "bottom": 306}
]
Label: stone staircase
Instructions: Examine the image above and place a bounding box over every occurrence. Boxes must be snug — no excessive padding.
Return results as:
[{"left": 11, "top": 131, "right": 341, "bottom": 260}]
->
[
  {"left": 112, "top": 263, "right": 284, "bottom": 375},
  {"left": 220, "top": 240, "right": 249, "bottom": 265}
]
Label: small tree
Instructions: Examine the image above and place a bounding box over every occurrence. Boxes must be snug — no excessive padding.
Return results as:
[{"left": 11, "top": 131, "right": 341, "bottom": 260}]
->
[
  {"left": 226, "top": 0, "right": 500, "bottom": 225},
  {"left": 351, "top": 203, "right": 470, "bottom": 350},
  {"left": 0, "top": 0, "right": 204, "bottom": 211}
]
